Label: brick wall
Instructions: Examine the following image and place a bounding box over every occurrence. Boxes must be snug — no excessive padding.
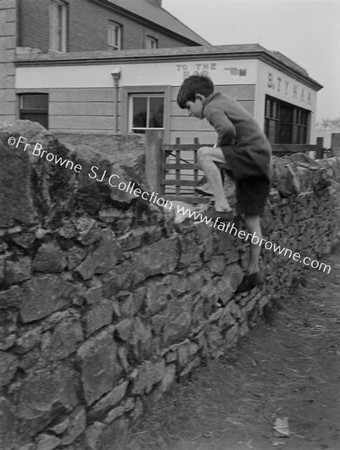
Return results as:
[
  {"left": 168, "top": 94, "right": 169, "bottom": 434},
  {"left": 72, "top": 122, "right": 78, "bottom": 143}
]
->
[
  {"left": 18, "top": 0, "right": 49, "bottom": 51},
  {"left": 19, "top": 0, "right": 194, "bottom": 53},
  {"left": 0, "top": 0, "right": 17, "bottom": 124}
]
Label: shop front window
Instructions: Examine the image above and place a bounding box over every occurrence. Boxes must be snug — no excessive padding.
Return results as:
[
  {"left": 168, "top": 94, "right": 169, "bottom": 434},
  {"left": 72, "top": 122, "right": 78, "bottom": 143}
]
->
[{"left": 265, "top": 96, "right": 310, "bottom": 144}]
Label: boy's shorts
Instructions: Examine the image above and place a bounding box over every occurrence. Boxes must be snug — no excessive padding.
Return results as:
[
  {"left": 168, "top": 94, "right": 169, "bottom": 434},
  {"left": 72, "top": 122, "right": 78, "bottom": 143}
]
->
[
  {"left": 235, "top": 176, "right": 270, "bottom": 216},
  {"left": 220, "top": 145, "right": 271, "bottom": 216}
]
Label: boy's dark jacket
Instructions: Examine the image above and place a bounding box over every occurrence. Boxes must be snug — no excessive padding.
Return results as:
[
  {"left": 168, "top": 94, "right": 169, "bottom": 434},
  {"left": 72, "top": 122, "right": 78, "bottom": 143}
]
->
[{"left": 203, "top": 91, "right": 272, "bottom": 181}]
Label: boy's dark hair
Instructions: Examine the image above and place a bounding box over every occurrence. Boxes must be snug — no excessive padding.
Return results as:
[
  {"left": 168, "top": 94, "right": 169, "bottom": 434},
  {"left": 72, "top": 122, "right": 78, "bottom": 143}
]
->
[{"left": 176, "top": 75, "right": 214, "bottom": 109}]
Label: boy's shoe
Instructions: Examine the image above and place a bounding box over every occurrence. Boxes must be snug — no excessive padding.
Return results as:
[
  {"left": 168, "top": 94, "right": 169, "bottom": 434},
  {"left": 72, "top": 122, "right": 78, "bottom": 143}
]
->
[{"left": 236, "top": 272, "right": 263, "bottom": 294}]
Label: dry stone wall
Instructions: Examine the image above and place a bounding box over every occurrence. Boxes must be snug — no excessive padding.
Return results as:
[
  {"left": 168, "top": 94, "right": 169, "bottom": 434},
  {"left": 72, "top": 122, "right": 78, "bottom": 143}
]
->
[{"left": 0, "top": 121, "right": 339, "bottom": 450}]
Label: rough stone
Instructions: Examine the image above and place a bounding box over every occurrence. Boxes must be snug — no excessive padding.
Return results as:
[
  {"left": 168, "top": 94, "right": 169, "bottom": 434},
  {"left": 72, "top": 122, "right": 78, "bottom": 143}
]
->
[
  {"left": 15, "top": 328, "right": 42, "bottom": 354},
  {"left": 178, "top": 234, "right": 201, "bottom": 268},
  {"left": 215, "top": 277, "right": 234, "bottom": 306},
  {"left": 17, "top": 365, "right": 79, "bottom": 437},
  {"left": 83, "top": 300, "right": 113, "bottom": 337},
  {"left": 76, "top": 230, "right": 121, "bottom": 280},
  {"left": 101, "top": 261, "right": 133, "bottom": 294},
  {"left": 20, "top": 275, "right": 75, "bottom": 323},
  {"left": 0, "top": 131, "right": 36, "bottom": 227},
  {"left": 67, "top": 245, "right": 87, "bottom": 270},
  {"left": 115, "top": 319, "right": 133, "bottom": 341},
  {"left": 151, "top": 313, "right": 168, "bottom": 334},
  {"left": 48, "top": 417, "right": 70, "bottom": 435},
  {"left": 18, "top": 445, "right": 35, "bottom": 450},
  {"left": 132, "top": 359, "right": 165, "bottom": 395},
  {"left": 0, "top": 397, "right": 18, "bottom": 450},
  {"left": 103, "top": 405, "right": 125, "bottom": 424},
  {"left": 61, "top": 406, "right": 86, "bottom": 445},
  {"left": 162, "top": 294, "right": 193, "bottom": 346},
  {"left": 44, "top": 317, "right": 84, "bottom": 361},
  {"left": 178, "top": 344, "right": 190, "bottom": 368},
  {"left": 84, "top": 282, "right": 103, "bottom": 305},
  {"left": 0, "top": 351, "right": 18, "bottom": 387},
  {"left": 0, "top": 255, "right": 4, "bottom": 285},
  {"left": 225, "top": 323, "right": 239, "bottom": 348},
  {"left": 145, "top": 281, "right": 171, "bottom": 314},
  {"left": 32, "top": 243, "right": 67, "bottom": 273},
  {"left": 77, "top": 327, "right": 122, "bottom": 405},
  {"left": 85, "top": 421, "right": 106, "bottom": 450},
  {"left": 89, "top": 381, "right": 128, "bottom": 421},
  {"left": 123, "top": 397, "right": 135, "bottom": 412},
  {"left": 35, "top": 433, "right": 60, "bottom": 450},
  {"left": 0, "top": 285, "right": 23, "bottom": 308},
  {"left": 117, "top": 229, "right": 145, "bottom": 251},
  {"left": 209, "top": 255, "right": 227, "bottom": 274},
  {"left": 160, "top": 364, "right": 176, "bottom": 393},
  {"left": 132, "top": 317, "right": 152, "bottom": 358},
  {"left": 76, "top": 217, "right": 102, "bottom": 245},
  {"left": 131, "top": 398, "right": 144, "bottom": 420},
  {"left": 4, "top": 257, "right": 31, "bottom": 286},
  {"left": 219, "top": 303, "right": 236, "bottom": 328},
  {"left": 132, "top": 237, "right": 179, "bottom": 284}
]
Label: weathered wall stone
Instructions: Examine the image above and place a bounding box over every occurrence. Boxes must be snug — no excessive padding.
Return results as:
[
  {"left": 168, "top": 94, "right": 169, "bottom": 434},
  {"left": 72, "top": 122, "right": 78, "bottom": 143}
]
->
[
  {"left": 77, "top": 328, "right": 122, "bottom": 406},
  {"left": 20, "top": 275, "right": 75, "bottom": 323},
  {"left": 0, "top": 121, "right": 339, "bottom": 449}
]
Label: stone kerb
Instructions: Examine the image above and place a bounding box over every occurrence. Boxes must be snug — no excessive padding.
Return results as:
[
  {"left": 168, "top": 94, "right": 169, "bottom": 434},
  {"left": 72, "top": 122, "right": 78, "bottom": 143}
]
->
[{"left": 0, "top": 120, "right": 339, "bottom": 450}]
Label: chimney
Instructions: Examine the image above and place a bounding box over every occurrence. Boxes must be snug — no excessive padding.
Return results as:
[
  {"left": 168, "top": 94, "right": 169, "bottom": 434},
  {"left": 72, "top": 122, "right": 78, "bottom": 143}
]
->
[{"left": 146, "top": 0, "right": 162, "bottom": 7}]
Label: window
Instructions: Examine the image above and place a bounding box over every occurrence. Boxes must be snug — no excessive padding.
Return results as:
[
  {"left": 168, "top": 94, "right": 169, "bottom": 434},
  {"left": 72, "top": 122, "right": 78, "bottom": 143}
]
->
[
  {"left": 264, "top": 96, "right": 310, "bottom": 144},
  {"left": 19, "top": 94, "right": 49, "bottom": 129},
  {"left": 129, "top": 94, "right": 164, "bottom": 133},
  {"left": 50, "top": 0, "right": 68, "bottom": 52},
  {"left": 146, "top": 35, "right": 158, "bottom": 49},
  {"left": 108, "top": 21, "right": 122, "bottom": 50}
]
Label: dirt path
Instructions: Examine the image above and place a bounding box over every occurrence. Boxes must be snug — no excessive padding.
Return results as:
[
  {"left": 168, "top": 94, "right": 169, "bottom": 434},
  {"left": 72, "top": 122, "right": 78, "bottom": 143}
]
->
[{"left": 120, "top": 244, "right": 340, "bottom": 450}]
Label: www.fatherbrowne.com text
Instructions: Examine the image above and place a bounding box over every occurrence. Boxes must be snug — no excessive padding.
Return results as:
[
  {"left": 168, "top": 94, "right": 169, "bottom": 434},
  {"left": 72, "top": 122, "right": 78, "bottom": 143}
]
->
[{"left": 7, "top": 135, "right": 331, "bottom": 274}]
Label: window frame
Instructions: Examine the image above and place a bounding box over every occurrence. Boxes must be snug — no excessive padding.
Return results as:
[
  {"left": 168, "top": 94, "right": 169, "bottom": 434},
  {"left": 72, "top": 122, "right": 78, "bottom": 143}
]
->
[
  {"left": 264, "top": 95, "right": 310, "bottom": 144},
  {"left": 145, "top": 35, "right": 159, "bottom": 49},
  {"left": 129, "top": 93, "right": 165, "bottom": 133},
  {"left": 121, "top": 85, "right": 171, "bottom": 142},
  {"left": 18, "top": 93, "right": 49, "bottom": 129},
  {"left": 108, "top": 21, "right": 122, "bottom": 50},
  {"left": 49, "top": 0, "right": 68, "bottom": 52}
]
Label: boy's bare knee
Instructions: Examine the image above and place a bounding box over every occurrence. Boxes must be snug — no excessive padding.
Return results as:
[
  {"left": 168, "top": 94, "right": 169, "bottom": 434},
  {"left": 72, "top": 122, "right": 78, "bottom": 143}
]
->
[{"left": 197, "top": 146, "right": 211, "bottom": 163}]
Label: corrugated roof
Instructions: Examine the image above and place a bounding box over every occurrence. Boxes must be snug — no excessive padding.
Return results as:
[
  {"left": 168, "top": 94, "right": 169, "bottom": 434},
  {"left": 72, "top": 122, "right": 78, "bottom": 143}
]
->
[{"left": 104, "top": 0, "right": 210, "bottom": 46}]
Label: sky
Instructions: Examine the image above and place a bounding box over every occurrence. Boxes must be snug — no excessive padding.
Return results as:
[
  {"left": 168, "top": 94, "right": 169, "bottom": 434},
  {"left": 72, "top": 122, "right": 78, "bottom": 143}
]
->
[{"left": 163, "top": 0, "right": 340, "bottom": 123}]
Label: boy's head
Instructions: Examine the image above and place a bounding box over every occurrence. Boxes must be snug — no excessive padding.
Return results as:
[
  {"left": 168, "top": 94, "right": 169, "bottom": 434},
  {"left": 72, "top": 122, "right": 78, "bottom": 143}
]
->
[{"left": 177, "top": 75, "right": 214, "bottom": 119}]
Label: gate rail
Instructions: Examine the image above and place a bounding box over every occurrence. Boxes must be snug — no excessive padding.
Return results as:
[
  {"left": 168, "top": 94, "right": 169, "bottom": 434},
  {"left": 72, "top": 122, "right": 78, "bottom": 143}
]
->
[{"left": 144, "top": 131, "right": 325, "bottom": 204}]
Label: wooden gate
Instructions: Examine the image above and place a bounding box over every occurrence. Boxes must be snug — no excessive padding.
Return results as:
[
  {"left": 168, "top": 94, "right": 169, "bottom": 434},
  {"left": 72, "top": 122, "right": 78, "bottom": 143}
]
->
[{"left": 144, "top": 131, "right": 325, "bottom": 205}]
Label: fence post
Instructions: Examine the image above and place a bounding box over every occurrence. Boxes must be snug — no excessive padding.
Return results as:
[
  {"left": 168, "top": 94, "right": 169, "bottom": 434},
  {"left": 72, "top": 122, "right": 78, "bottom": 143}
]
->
[
  {"left": 145, "top": 130, "right": 164, "bottom": 194},
  {"left": 331, "top": 133, "right": 340, "bottom": 157},
  {"left": 315, "top": 137, "right": 324, "bottom": 159}
]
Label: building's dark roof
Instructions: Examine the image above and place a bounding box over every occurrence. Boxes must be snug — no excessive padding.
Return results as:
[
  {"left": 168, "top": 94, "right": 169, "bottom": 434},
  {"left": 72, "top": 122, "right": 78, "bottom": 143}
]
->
[{"left": 104, "top": 0, "right": 210, "bottom": 46}]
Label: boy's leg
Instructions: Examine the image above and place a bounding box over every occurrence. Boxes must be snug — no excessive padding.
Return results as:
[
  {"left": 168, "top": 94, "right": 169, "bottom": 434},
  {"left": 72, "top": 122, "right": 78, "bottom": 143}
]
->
[
  {"left": 235, "top": 176, "right": 270, "bottom": 293},
  {"left": 197, "top": 146, "right": 231, "bottom": 212},
  {"left": 236, "top": 213, "right": 263, "bottom": 293},
  {"left": 243, "top": 215, "right": 262, "bottom": 274}
]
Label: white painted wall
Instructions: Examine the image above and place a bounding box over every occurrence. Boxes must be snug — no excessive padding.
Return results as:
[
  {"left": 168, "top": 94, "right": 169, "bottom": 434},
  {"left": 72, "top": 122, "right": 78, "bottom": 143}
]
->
[{"left": 16, "top": 58, "right": 258, "bottom": 89}]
